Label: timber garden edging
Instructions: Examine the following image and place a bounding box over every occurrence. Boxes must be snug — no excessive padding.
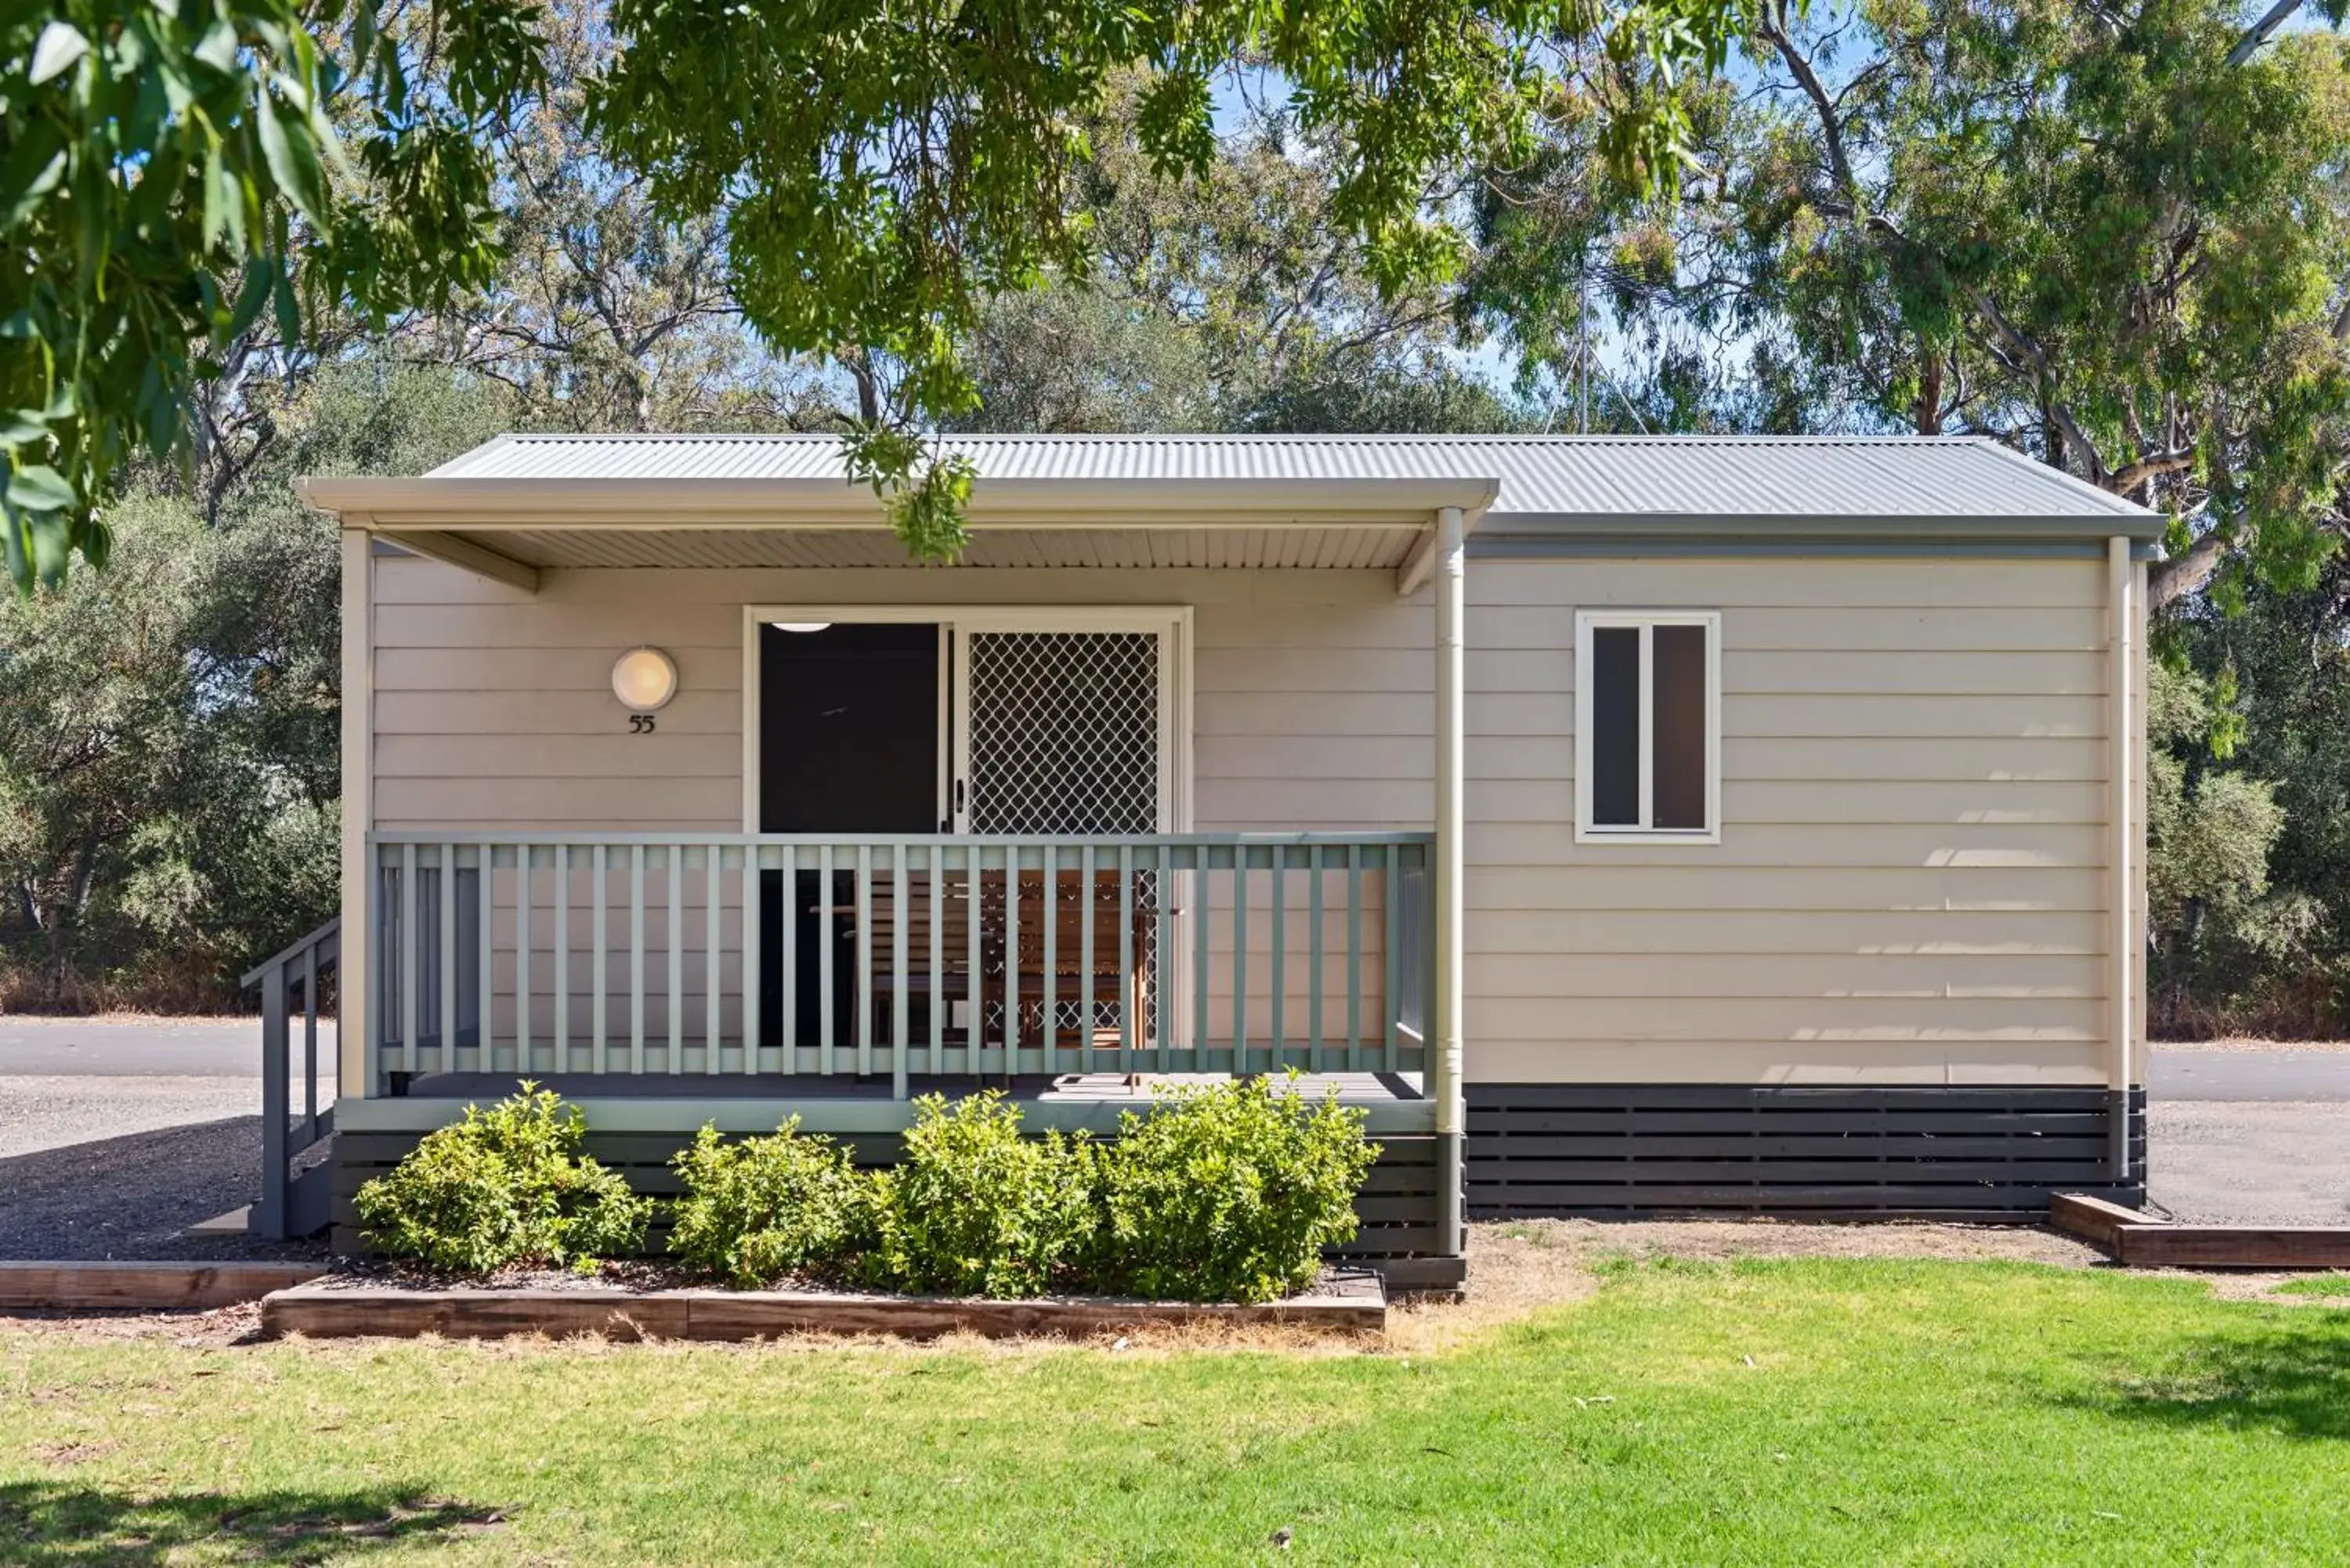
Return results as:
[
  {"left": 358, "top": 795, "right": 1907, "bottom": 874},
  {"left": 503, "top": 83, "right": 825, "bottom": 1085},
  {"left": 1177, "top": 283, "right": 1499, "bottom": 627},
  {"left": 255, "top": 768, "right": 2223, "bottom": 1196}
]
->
[
  {"left": 258, "top": 1268, "right": 1386, "bottom": 1341},
  {"left": 0, "top": 1261, "right": 330, "bottom": 1313},
  {"left": 2051, "top": 1192, "right": 2350, "bottom": 1270}
]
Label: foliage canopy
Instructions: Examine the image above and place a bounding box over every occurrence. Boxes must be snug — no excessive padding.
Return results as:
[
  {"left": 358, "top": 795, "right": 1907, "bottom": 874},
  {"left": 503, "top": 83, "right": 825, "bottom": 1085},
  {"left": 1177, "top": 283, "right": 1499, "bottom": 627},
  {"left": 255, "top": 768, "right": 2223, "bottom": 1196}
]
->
[{"left": 5, "top": 0, "right": 1748, "bottom": 583}]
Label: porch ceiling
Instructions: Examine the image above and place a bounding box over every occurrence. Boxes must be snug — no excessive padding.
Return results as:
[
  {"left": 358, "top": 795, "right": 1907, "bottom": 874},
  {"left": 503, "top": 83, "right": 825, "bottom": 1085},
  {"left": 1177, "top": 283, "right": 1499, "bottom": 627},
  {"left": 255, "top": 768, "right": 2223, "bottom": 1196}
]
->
[{"left": 431, "top": 522, "right": 1430, "bottom": 572}]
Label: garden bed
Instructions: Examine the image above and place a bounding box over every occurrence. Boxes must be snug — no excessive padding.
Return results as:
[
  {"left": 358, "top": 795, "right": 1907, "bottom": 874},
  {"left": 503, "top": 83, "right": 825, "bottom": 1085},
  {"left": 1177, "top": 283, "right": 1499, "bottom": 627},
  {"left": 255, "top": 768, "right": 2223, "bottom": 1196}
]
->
[{"left": 258, "top": 1265, "right": 1386, "bottom": 1341}]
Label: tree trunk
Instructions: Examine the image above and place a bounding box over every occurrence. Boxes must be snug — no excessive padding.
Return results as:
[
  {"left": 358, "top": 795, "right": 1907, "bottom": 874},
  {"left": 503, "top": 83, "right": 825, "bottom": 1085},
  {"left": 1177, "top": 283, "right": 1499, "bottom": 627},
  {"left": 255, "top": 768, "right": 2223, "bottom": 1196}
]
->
[
  {"left": 848, "top": 349, "right": 880, "bottom": 425},
  {"left": 42, "top": 836, "right": 100, "bottom": 1008},
  {"left": 1914, "top": 349, "right": 1943, "bottom": 435},
  {"left": 2149, "top": 529, "right": 2229, "bottom": 612}
]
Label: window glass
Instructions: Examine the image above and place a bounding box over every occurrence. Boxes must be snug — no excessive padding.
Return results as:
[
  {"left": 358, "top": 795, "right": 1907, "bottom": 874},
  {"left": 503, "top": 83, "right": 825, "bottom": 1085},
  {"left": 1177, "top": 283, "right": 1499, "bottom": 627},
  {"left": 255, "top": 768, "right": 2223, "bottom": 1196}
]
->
[
  {"left": 1590, "top": 627, "right": 1641, "bottom": 826},
  {"left": 1651, "top": 624, "right": 1708, "bottom": 830}
]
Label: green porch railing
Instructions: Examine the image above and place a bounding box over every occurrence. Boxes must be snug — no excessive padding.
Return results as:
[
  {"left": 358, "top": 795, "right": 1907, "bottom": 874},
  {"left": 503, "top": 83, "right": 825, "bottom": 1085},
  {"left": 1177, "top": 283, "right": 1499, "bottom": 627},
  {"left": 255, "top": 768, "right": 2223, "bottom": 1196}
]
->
[{"left": 366, "top": 832, "right": 1434, "bottom": 1096}]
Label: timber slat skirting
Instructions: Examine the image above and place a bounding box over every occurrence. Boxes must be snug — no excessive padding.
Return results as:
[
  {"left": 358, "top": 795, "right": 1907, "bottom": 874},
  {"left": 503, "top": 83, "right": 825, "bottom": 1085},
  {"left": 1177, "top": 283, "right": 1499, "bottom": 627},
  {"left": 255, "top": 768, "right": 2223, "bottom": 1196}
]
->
[
  {"left": 0, "top": 1262, "right": 329, "bottom": 1313},
  {"left": 259, "top": 1272, "right": 1387, "bottom": 1341},
  {"left": 1468, "top": 1085, "right": 2146, "bottom": 1219}
]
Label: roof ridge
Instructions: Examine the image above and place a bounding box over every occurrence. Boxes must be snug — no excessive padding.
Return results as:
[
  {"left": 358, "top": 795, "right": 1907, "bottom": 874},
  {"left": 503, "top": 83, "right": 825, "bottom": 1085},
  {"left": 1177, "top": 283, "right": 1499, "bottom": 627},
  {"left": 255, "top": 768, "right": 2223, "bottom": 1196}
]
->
[{"left": 491, "top": 430, "right": 1994, "bottom": 446}]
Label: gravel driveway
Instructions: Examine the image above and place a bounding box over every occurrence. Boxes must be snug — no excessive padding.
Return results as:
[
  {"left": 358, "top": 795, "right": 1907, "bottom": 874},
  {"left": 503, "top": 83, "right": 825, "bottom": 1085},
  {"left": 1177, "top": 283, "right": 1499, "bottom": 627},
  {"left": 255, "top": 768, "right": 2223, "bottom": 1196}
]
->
[
  {"left": 2146, "top": 1047, "right": 2350, "bottom": 1227},
  {"left": 0, "top": 1019, "right": 332, "bottom": 1261}
]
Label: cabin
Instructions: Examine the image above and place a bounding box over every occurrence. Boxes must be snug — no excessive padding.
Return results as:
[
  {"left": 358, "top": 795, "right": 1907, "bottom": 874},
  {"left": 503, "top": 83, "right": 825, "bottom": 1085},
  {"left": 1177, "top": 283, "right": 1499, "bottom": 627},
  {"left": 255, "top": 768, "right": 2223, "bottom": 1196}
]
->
[{"left": 267, "top": 433, "right": 2159, "bottom": 1289}]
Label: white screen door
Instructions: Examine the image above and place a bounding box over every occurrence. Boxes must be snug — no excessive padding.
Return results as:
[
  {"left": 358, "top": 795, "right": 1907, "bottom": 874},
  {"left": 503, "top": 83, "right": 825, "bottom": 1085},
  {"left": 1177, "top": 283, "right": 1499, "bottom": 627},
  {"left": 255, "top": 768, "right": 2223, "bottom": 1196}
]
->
[
  {"left": 948, "top": 613, "right": 1182, "bottom": 1053},
  {"left": 953, "top": 627, "right": 1169, "bottom": 833},
  {"left": 949, "top": 616, "right": 1177, "bottom": 834}
]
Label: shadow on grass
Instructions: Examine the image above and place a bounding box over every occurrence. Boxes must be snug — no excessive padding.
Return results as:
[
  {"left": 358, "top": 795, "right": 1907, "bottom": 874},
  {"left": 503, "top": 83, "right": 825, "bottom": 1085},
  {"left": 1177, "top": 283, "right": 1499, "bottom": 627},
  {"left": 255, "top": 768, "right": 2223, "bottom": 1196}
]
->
[
  {"left": 0, "top": 1481, "right": 508, "bottom": 1564},
  {"left": 2077, "top": 1312, "right": 2350, "bottom": 1442}
]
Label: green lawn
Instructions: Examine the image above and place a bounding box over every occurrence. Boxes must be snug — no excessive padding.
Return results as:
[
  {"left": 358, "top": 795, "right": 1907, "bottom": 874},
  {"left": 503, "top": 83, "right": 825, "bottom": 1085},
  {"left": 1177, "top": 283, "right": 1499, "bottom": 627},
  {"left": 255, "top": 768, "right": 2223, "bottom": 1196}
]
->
[{"left": 5, "top": 1258, "right": 2349, "bottom": 1565}]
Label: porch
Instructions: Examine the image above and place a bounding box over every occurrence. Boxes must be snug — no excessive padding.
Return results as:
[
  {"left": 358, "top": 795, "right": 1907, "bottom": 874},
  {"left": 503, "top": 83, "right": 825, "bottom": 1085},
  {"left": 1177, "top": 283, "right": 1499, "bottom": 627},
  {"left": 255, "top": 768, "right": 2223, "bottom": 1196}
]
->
[
  {"left": 299, "top": 438, "right": 1481, "bottom": 1281},
  {"left": 352, "top": 830, "right": 1434, "bottom": 1124}
]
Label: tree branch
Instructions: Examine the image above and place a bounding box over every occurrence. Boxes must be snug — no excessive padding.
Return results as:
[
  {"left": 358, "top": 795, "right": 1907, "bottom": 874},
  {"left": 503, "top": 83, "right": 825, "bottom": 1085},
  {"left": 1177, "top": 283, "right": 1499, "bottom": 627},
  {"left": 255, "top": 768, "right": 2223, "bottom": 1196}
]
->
[
  {"left": 2107, "top": 451, "right": 2196, "bottom": 493},
  {"left": 2149, "top": 528, "right": 2229, "bottom": 611},
  {"left": 2229, "top": 0, "right": 2306, "bottom": 66},
  {"left": 1758, "top": 4, "right": 1860, "bottom": 201}
]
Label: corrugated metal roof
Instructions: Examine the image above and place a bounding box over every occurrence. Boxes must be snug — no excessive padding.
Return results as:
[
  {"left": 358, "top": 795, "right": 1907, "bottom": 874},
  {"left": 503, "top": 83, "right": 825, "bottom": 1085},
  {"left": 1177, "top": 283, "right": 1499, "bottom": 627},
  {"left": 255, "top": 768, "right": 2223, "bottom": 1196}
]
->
[
  {"left": 430, "top": 432, "right": 2149, "bottom": 521},
  {"left": 487, "top": 525, "right": 1422, "bottom": 571}
]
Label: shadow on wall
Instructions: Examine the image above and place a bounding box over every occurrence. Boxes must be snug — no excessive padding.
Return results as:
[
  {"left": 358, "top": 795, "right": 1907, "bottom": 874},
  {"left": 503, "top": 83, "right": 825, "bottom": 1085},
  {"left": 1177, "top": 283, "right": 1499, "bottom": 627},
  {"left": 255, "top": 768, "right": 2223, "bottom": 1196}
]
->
[
  {"left": 0, "top": 1483, "right": 508, "bottom": 1565},
  {"left": 2072, "top": 1316, "right": 2350, "bottom": 1443}
]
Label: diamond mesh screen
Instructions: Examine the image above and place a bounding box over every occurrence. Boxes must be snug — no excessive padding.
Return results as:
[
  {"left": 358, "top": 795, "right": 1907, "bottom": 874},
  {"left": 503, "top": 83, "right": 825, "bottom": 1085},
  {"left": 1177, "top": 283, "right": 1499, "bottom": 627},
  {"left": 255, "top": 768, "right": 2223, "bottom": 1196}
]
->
[
  {"left": 967, "top": 632, "right": 1159, "bottom": 833},
  {"left": 966, "top": 630, "right": 1163, "bottom": 1046}
]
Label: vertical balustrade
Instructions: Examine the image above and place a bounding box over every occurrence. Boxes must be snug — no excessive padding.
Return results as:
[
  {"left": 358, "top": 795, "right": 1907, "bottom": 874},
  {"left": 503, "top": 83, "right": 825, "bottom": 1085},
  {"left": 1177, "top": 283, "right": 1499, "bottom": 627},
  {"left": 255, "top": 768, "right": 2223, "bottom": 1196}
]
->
[
  {"left": 706, "top": 847, "right": 723, "bottom": 1075},
  {"left": 555, "top": 845, "right": 571, "bottom": 1071},
  {"left": 371, "top": 832, "right": 1430, "bottom": 1091},
  {"left": 591, "top": 844, "right": 609, "bottom": 1073}
]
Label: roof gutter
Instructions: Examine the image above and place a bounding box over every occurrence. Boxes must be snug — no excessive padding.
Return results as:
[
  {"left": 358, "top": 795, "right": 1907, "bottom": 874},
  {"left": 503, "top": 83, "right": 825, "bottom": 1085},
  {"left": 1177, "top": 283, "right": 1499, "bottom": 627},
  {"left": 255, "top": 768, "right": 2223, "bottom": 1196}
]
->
[{"left": 1476, "top": 508, "right": 2168, "bottom": 546}]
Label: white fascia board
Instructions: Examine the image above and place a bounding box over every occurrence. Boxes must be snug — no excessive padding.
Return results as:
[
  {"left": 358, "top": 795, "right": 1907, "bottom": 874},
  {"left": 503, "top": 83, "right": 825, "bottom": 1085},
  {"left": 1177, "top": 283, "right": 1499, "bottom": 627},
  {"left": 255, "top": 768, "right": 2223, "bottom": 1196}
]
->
[{"left": 298, "top": 475, "right": 1502, "bottom": 529}]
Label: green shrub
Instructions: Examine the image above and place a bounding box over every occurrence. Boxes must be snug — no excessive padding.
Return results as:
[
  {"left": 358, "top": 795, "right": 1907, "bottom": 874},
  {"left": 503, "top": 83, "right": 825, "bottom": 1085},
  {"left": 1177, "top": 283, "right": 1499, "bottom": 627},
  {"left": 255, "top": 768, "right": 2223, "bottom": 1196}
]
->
[
  {"left": 353, "top": 1082, "right": 651, "bottom": 1274},
  {"left": 863, "top": 1091, "right": 1097, "bottom": 1298},
  {"left": 667, "top": 1118, "right": 870, "bottom": 1286},
  {"left": 1093, "top": 1073, "right": 1377, "bottom": 1303}
]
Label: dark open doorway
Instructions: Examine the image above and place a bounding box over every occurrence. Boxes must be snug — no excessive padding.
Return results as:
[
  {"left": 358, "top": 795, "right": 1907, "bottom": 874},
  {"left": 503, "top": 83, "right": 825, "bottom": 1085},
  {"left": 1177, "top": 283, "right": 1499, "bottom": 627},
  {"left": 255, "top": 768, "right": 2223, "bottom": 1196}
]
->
[
  {"left": 757, "top": 621, "right": 942, "bottom": 1057},
  {"left": 758, "top": 621, "right": 940, "bottom": 834}
]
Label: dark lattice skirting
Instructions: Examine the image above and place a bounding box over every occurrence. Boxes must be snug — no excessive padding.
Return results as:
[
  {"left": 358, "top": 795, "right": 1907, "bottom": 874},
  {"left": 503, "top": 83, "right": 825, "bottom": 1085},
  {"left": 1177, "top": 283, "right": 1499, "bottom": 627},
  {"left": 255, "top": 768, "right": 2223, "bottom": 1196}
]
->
[
  {"left": 1467, "top": 1085, "right": 2146, "bottom": 1219},
  {"left": 332, "top": 1130, "right": 1466, "bottom": 1292}
]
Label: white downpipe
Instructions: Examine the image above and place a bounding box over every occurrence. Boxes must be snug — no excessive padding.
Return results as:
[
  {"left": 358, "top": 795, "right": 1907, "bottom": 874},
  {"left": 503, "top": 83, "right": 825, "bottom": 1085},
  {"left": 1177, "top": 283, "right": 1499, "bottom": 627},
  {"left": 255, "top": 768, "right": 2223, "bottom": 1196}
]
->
[
  {"left": 2106, "top": 535, "right": 2135, "bottom": 1176},
  {"left": 1434, "top": 505, "right": 1467, "bottom": 1254}
]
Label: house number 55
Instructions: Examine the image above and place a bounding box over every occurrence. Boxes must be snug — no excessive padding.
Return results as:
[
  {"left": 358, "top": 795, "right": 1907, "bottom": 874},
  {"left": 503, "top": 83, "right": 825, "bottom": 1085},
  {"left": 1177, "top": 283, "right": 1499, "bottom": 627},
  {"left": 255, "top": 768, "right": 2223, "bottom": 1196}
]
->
[{"left": 629, "top": 714, "right": 656, "bottom": 734}]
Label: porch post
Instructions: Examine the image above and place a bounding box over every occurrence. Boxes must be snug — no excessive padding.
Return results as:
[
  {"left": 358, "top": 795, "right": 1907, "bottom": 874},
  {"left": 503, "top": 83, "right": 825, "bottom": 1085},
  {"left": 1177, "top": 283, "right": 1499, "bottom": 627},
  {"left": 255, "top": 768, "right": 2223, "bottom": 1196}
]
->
[
  {"left": 339, "top": 526, "right": 374, "bottom": 1099},
  {"left": 1433, "top": 504, "right": 1467, "bottom": 1259},
  {"left": 2105, "top": 534, "right": 2135, "bottom": 1180}
]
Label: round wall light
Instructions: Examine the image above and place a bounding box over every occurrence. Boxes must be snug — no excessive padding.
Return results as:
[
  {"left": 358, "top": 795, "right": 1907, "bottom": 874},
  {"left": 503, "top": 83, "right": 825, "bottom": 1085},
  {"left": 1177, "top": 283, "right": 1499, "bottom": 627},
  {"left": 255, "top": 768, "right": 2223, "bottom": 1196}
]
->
[
  {"left": 773, "top": 621, "right": 833, "bottom": 634},
  {"left": 611, "top": 645, "right": 678, "bottom": 712}
]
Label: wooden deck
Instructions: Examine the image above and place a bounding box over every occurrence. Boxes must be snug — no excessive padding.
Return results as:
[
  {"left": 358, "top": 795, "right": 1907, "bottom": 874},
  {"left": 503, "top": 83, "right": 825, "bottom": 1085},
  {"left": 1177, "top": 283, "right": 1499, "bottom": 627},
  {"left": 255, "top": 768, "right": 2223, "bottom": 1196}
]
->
[{"left": 340, "top": 1071, "right": 1435, "bottom": 1136}]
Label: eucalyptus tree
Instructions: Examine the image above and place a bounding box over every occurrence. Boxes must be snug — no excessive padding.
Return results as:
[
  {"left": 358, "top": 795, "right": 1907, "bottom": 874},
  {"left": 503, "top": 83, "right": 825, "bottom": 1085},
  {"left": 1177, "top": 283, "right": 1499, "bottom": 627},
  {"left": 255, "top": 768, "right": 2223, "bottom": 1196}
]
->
[
  {"left": 439, "top": 0, "right": 833, "bottom": 434},
  {"left": 1470, "top": 0, "right": 2350, "bottom": 608},
  {"left": 957, "top": 77, "right": 1535, "bottom": 435},
  {"left": 1, "top": 1, "right": 543, "bottom": 591},
  {"left": 588, "top": 0, "right": 1751, "bottom": 556},
  {"left": 8, "top": 0, "right": 1750, "bottom": 589},
  {"left": 1746, "top": 0, "right": 2350, "bottom": 608}
]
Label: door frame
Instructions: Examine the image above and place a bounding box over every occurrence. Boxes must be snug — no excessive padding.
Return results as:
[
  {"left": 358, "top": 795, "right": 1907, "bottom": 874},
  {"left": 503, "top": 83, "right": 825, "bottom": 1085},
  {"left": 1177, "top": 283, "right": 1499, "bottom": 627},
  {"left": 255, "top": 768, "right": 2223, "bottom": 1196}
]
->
[{"left": 739, "top": 604, "right": 1195, "bottom": 836}]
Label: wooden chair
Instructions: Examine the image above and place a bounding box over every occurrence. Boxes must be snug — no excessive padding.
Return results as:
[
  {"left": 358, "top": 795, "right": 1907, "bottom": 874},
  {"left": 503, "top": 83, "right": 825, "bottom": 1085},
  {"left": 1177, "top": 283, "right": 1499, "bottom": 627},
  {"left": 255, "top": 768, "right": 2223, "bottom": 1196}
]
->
[
  {"left": 982, "top": 869, "right": 1154, "bottom": 1054},
  {"left": 866, "top": 869, "right": 1154, "bottom": 1058}
]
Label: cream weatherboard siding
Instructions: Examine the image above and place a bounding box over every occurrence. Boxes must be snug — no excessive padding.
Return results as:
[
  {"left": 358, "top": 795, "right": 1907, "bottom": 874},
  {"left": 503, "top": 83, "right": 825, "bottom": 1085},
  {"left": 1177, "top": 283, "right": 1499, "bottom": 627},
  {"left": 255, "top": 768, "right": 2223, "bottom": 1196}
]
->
[
  {"left": 367, "top": 555, "right": 1423, "bottom": 1053},
  {"left": 364, "top": 547, "right": 2131, "bottom": 1087},
  {"left": 1461, "top": 557, "right": 2124, "bottom": 1087}
]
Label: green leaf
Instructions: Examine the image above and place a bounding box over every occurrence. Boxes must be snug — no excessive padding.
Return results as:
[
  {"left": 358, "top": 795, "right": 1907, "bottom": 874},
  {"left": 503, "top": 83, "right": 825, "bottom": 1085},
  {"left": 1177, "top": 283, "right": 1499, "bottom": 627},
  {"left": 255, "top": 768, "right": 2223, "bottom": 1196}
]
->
[
  {"left": 194, "top": 18, "right": 240, "bottom": 73},
  {"left": 226, "top": 258, "right": 275, "bottom": 340},
  {"left": 200, "top": 143, "right": 231, "bottom": 251},
  {"left": 1, "top": 123, "right": 69, "bottom": 230},
  {"left": 0, "top": 505, "right": 31, "bottom": 593},
  {"left": 5, "top": 464, "right": 78, "bottom": 513},
  {"left": 254, "top": 88, "right": 328, "bottom": 226},
  {"left": 28, "top": 21, "right": 89, "bottom": 86}
]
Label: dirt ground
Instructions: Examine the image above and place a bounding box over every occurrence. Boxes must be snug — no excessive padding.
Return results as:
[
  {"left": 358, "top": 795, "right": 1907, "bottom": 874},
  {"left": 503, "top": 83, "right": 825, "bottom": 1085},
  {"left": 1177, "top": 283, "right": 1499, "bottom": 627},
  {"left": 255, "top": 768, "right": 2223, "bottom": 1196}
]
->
[
  {"left": 2162, "top": 1035, "right": 2350, "bottom": 1052},
  {"left": 12, "top": 1218, "right": 2340, "bottom": 1360}
]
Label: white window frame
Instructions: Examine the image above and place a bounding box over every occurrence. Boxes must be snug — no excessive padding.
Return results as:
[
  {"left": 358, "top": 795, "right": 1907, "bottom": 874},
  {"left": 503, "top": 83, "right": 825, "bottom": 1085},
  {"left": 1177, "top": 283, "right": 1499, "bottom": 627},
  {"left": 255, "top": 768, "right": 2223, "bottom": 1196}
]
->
[
  {"left": 738, "top": 604, "right": 1194, "bottom": 836},
  {"left": 1574, "top": 609, "right": 1723, "bottom": 845}
]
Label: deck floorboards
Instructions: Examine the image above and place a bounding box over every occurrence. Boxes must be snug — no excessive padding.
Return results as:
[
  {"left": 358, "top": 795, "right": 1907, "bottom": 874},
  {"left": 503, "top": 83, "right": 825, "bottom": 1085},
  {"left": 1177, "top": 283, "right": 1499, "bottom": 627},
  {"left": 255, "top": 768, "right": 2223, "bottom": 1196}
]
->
[{"left": 389, "top": 1070, "right": 1426, "bottom": 1105}]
